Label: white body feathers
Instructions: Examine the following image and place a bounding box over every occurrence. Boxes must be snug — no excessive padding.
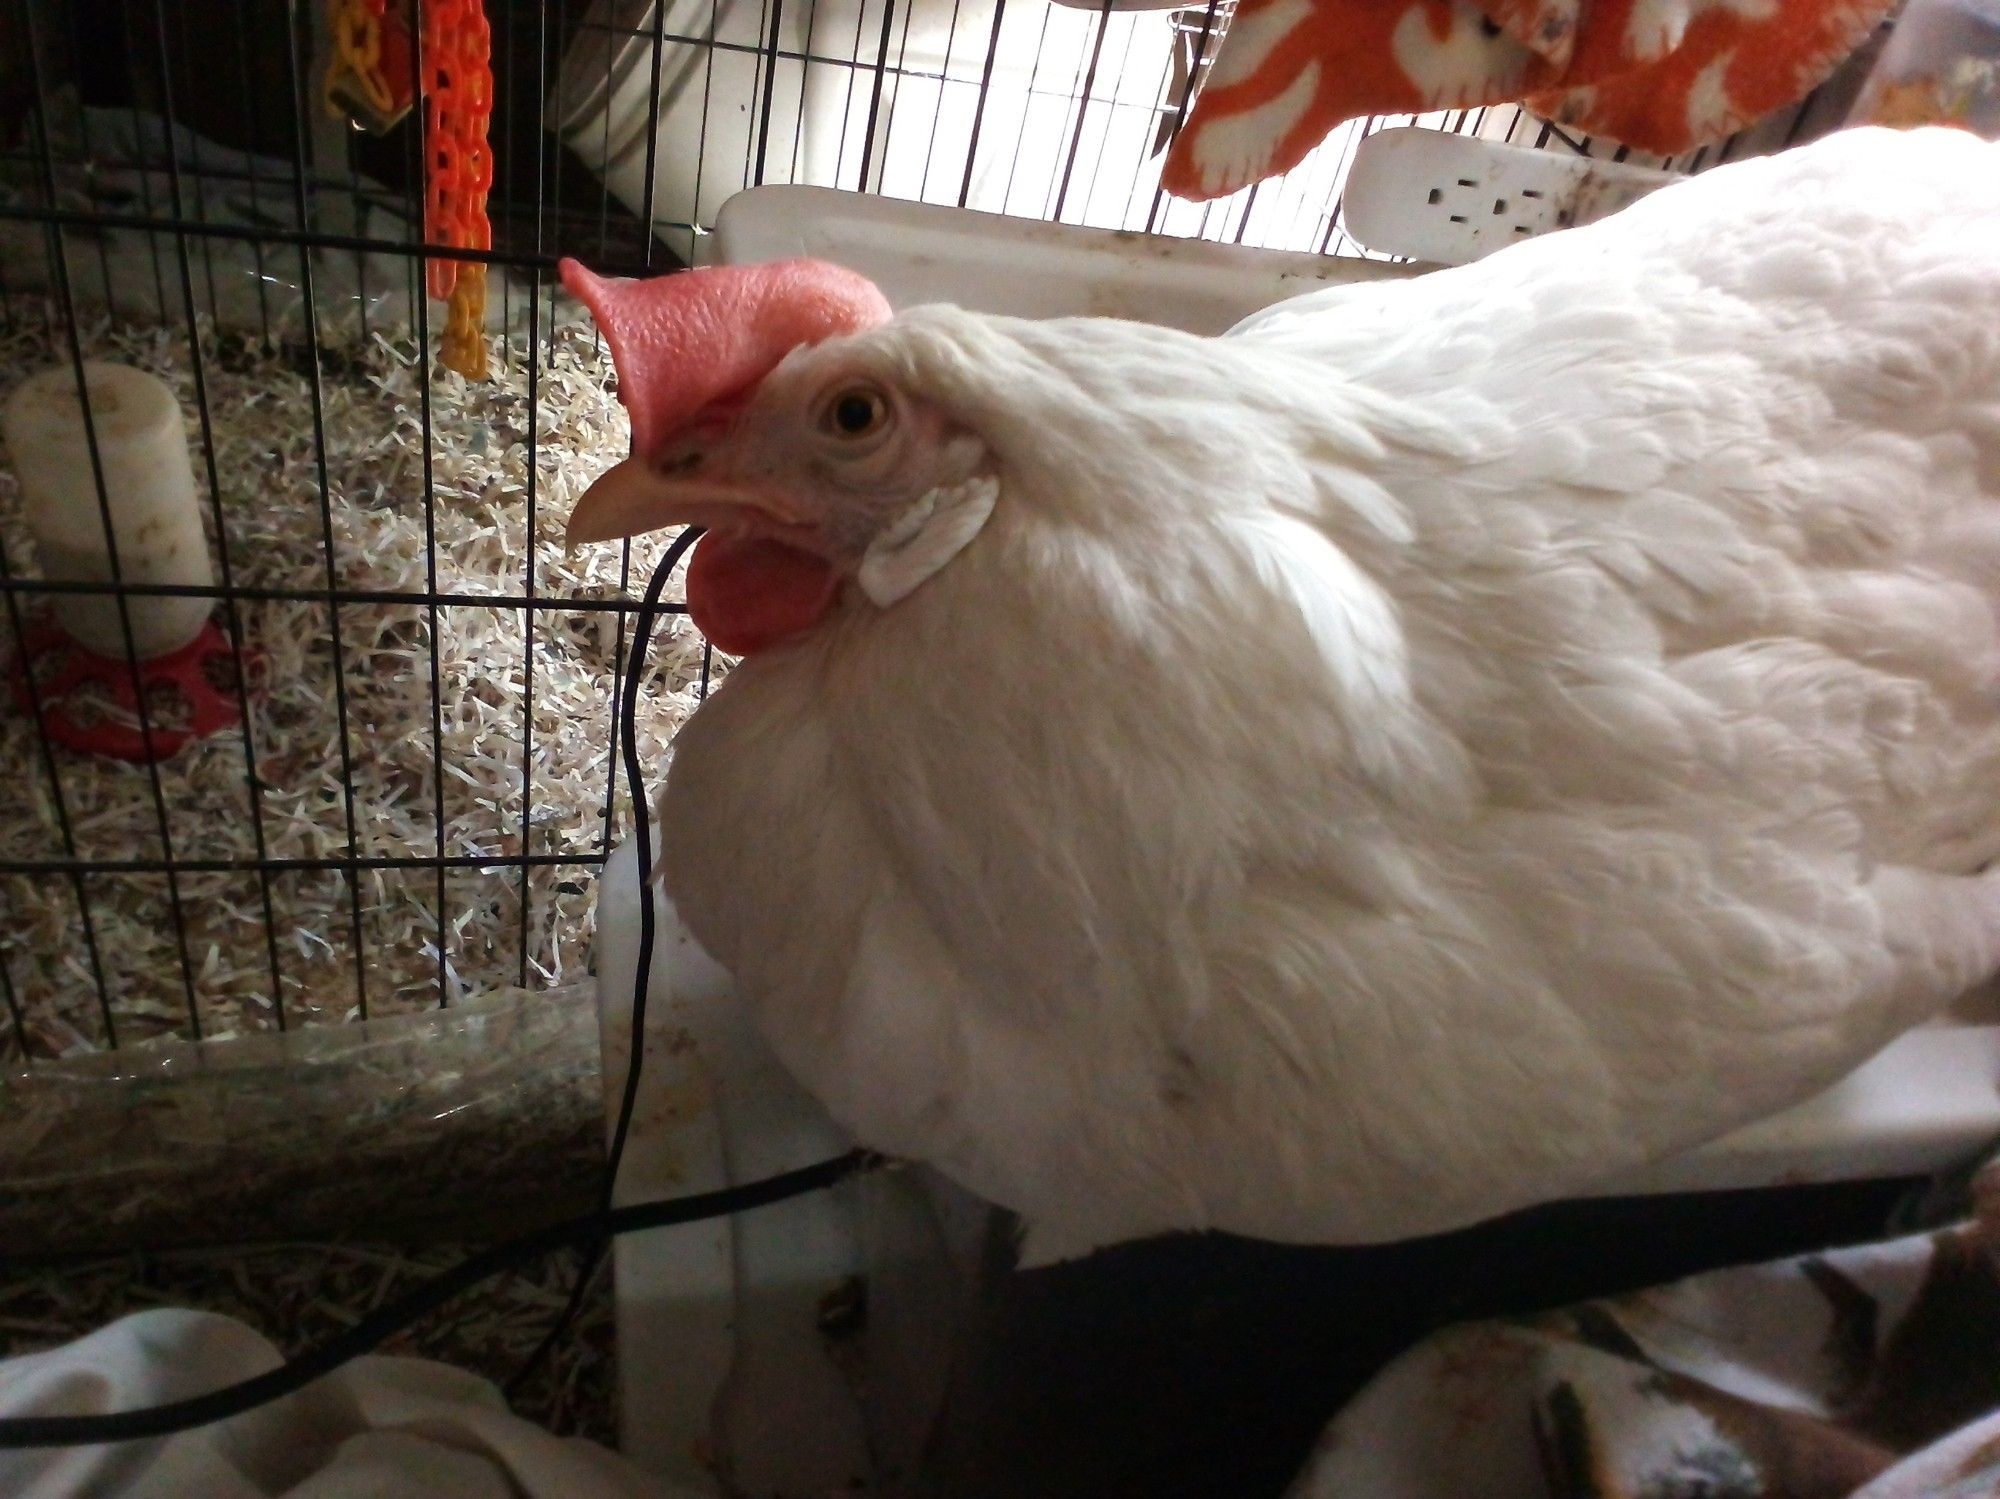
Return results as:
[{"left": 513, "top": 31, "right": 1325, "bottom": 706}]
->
[{"left": 658, "top": 127, "right": 2000, "bottom": 1260}]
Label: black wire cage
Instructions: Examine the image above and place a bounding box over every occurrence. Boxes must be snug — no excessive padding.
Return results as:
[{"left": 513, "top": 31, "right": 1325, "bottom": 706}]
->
[
  {"left": 0, "top": 0, "right": 705, "bottom": 1067},
  {"left": 0, "top": 0, "right": 1883, "bottom": 1076}
]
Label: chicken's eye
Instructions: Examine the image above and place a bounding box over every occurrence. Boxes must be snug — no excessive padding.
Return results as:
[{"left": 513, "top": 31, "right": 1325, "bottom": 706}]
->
[{"left": 820, "top": 384, "right": 890, "bottom": 440}]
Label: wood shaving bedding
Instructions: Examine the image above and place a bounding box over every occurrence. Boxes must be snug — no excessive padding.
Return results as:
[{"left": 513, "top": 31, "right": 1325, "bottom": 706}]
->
[{"left": 0, "top": 306, "right": 712, "bottom": 1060}]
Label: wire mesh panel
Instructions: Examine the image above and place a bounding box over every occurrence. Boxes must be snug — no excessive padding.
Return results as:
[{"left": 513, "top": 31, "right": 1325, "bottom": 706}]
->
[
  {"left": 0, "top": 0, "right": 1879, "bottom": 1068},
  {"left": 546, "top": 0, "right": 1526, "bottom": 259},
  {"left": 0, "top": 0, "right": 708, "bottom": 1064}
]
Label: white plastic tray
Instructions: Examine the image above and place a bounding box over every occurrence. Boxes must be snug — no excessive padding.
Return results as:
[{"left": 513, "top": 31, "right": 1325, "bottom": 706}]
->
[
  {"left": 593, "top": 833, "right": 867, "bottom": 1496},
  {"left": 1601, "top": 1021, "right": 2000, "bottom": 1195}
]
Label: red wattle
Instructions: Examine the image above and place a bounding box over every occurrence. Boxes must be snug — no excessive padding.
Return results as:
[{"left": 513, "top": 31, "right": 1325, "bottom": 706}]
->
[{"left": 685, "top": 533, "right": 840, "bottom": 656}]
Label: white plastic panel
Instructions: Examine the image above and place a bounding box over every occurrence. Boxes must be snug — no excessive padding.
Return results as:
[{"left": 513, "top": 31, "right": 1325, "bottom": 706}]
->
[
  {"left": 595, "top": 830, "right": 873, "bottom": 1495},
  {"left": 1598, "top": 1023, "right": 2000, "bottom": 1196},
  {"left": 711, "top": 185, "right": 1416, "bottom": 330},
  {"left": 597, "top": 828, "right": 984, "bottom": 1496},
  {"left": 1343, "top": 126, "right": 1677, "bottom": 265}
]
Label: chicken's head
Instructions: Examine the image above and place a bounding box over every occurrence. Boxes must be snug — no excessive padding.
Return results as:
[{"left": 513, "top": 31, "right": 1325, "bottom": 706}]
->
[{"left": 562, "top": 258, "right": 996, "bottom": 657}]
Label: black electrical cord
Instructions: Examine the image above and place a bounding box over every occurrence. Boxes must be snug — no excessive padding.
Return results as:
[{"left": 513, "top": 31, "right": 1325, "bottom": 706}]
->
[
  {"left": 0, "top": 1154, "right": 871, "bottom": 1449},
  {"left": 0, "top": 529, "right": 879, "bottom": 1451},
  {"left": 507, "top": 524, "right": 693, "bottom": 1396}
]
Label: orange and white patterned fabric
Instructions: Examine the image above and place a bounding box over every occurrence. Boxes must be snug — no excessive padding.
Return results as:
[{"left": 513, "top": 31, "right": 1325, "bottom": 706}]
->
[{"left": 1162, "top": 0, "right": 1893, "bottom": 200}]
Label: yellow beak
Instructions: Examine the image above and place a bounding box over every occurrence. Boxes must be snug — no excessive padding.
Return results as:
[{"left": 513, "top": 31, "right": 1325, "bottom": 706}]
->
[
  {"left": 565, "top": 456, "right": 812, "bottom": 550},
  {"left": 565, "top": 458, "right": 668, "bottom": 547}
]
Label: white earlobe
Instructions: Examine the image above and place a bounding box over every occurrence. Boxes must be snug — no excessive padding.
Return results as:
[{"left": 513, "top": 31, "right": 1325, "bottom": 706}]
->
[{"left": 858, "top": 474, "right": 999, "bottom": 608}]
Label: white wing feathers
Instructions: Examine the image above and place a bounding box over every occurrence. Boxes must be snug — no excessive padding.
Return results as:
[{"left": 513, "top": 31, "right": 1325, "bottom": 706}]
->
[{"left": 662, "top": 129, "right": 2000, "bottom": 1256}]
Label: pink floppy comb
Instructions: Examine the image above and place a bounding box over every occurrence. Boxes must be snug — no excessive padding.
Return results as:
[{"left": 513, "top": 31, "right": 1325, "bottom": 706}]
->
[{"left": 558, "top": 258, "right": 892, "bottom": 460}]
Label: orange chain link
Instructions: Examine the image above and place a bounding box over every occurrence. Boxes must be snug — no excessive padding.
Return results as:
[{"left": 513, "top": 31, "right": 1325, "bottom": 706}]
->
[
  {"left": 325, "top": 0, "right": 394, "bottom": 122},
  {"left": 326, "top": 0, "right": 423, "bottom": 134},
  {"left": 441, "top": 264, "right": 489, "bottom": 379},
  {"left": 325, "top": 0, "right": 491, "bottom": 377},
  {"left": 424, "top": 0, "right": 493, "bottom": 378}
]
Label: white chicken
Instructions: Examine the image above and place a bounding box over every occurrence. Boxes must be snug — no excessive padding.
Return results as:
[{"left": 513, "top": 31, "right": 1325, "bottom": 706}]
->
[{"left": 564, "top": 126, "right": 2000, "bottom": 1264}]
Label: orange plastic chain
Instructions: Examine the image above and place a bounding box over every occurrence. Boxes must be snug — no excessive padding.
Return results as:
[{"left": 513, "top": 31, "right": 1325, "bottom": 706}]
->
[
  {"left": 325, "top": 0, "right": 414, "bottom": 133},
  {"left": 325, "top": 0, "right": 492, "bottom": 379},
  {"left": 424, "top": 0, "right": 493, "bottom": 379},
  {"left": 326, "top": 0, "right": 391, "bottom": 119}
]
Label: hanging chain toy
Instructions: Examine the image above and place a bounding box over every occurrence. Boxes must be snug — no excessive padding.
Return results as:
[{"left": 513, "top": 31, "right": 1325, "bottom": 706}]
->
[
  {"left": 325, "top": 0, "right": 416, "bottom": 134},
  {"left": 424, "top": 0, "right": 494, "bottom": 380},
  {"left": 325, "top": 0, "right": 492, "bottom": 379}
]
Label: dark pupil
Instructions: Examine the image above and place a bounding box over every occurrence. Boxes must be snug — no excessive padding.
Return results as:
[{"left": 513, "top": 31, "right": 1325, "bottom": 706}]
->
[{"left": 834, "top": 393, "right": 877, "bottom": 434}]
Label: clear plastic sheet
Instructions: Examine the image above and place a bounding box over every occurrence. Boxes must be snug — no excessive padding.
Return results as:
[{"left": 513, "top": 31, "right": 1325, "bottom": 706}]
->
[{"left": 0, "top": 985, "right": 603, "bottom": 1257}]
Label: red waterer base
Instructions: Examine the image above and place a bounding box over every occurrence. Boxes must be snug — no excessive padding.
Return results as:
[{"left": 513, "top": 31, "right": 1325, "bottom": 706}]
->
[{"left": 8, "top": 615, "right": 256, "bottom": 763}]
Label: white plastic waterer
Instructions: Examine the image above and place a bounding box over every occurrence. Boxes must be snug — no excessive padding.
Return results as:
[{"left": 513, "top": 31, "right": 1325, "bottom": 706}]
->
[{"left": 2, "top": 361, "right": 214, "bottom": 661}]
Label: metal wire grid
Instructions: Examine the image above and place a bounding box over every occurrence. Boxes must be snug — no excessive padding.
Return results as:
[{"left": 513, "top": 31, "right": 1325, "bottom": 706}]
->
[
  {"left": 542, "top": 0, "right": 1466, "bottom": 258},
  {"left": 0, "top": 0, "right": 613, "bottom": 1060},
  {"left": 0, "top": 0, "right": 1851, "bottom": 1064}
]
